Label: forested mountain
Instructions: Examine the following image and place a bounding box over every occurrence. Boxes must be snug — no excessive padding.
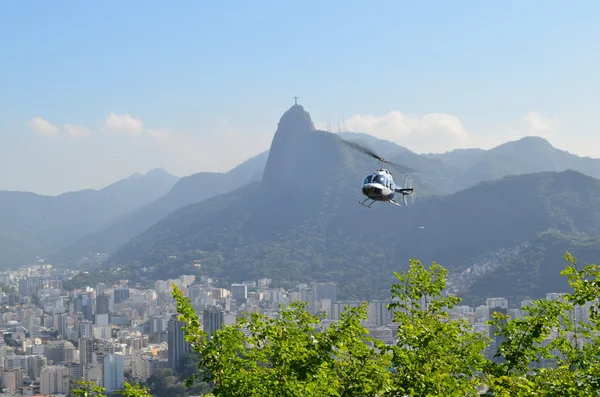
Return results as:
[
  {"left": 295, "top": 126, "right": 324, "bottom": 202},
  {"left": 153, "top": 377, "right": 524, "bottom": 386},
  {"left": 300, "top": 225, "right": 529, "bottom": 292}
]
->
[
  {"left": 350, "top": 133, "right": 600, "bottom": 195},
  {"left": 0, "top": 169, "right": 179, "bottom": 267},
  {"left": 427, "top": 136, "right": 600, "bottom": 190},
  {"left": 6, "top": 103, "right": 600, "bottom": 304},
  {"left": 50, "top": 151, "right": 269, "bottom": 265},
  {"left": 104, "top": 105, "right": 600, "bottom": 301},
  {"left": 458, "top": 230, "right": 600, "bottom": 305}
]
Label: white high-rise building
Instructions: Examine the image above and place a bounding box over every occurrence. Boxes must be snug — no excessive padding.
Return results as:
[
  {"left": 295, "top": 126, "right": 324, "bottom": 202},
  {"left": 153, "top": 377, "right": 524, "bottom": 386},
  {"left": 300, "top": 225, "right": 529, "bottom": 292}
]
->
[
  {"left": 486, "top": 297, "right": 508, "bottom": 309},
  {"left": 103, "top": 353, "right": 124, "bottom": 392},
  {"left": 41, "top": 365, "right": 70, "bottom": 396}
]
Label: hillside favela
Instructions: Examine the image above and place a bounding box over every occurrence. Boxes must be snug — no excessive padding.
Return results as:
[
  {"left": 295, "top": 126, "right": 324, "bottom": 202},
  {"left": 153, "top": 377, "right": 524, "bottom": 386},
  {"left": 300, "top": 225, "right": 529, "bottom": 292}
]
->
[{"left": 2, "top": 2, "right": 600, "bottom": 397}]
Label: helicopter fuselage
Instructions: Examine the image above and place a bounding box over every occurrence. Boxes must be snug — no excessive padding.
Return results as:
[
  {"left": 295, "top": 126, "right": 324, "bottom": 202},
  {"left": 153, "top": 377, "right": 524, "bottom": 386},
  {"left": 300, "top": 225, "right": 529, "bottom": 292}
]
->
[{"left": 362, "top": 169, "right": 396, "bottom": 201}]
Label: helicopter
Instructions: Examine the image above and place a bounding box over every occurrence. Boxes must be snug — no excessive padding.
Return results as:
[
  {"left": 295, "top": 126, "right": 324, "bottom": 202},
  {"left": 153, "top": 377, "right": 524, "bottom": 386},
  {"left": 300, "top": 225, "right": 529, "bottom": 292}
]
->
[{"left": 340, "top": 139, "right": 417, "bottom": 208}]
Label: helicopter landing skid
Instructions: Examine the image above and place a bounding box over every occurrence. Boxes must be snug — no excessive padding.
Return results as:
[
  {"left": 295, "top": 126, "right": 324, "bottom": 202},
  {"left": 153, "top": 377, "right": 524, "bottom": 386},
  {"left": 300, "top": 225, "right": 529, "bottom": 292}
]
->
[
  {"left": 389, "top": 199, "right": 403, "bottom": 207},
  {"left": 358, "top": 198, "right": 375, "bottom": 208}
]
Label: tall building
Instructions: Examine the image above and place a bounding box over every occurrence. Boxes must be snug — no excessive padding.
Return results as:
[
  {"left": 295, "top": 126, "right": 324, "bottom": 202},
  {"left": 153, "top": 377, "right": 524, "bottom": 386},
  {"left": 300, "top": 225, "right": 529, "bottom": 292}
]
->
[
  {"left": 203, "top": 307, "right": 224, "bottom": 339},
  {"left": 44, "top": 340, "right": 75, "bottom": 364},
  {"left": 231, "top": 284, "right": 248, "bottom": 302},
  {"left": 313, "top": 282, "right": 337, "bottom": 302},
  {"left": 96, "top": 283, "right": 106, "bottom": 296},
  {"left": 103, "top": 353, "right": 124, "bottom": 392},
  {"left": 78, "top": 320, "right": 94, "bottom": 338},
  {"left": 167, "top": 315, "right": 190, "bottom": 372},
  {"left": 58, "top": 313, "right": 70, "bottom": 337},
  {"left": 96, "top": 294, "right": 110, "bottom": 315},
  {"left": 79, "top": 338, "right": 95, "bottom": 367},
  {"left": 486, "top": 297, "right": 508, "bottom": 309},
  {"left": 41, "top": 365, "right": 70, "bottom": 396},
  {"left": 2, "top": 368, "right": 23, "bottom": 390},
  {"left": 29, "top": 355, "right": 47, "bottom": 380},
  {"left": 113, "top": 288, "right": 130, "bottom": 304}
]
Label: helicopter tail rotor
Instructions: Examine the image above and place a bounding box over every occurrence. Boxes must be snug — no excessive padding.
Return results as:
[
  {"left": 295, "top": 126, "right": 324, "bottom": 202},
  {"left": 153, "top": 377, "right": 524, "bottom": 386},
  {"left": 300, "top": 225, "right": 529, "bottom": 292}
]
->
[
  {"left": 402, "top": 175, "right": 415, "bottom": 207},
  {"left": 410, "top": 180, "right": 416, "bottom": 205}
]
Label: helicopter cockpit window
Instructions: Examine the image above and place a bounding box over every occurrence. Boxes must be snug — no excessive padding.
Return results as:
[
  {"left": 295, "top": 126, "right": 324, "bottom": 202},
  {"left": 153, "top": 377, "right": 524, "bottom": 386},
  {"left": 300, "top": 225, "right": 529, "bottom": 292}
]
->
[
  {"left": 363, "top": 175, "right": 373, "bottom": 185},
  {"left": 372, "top": 174, "right": 387, "bottom": 185}
]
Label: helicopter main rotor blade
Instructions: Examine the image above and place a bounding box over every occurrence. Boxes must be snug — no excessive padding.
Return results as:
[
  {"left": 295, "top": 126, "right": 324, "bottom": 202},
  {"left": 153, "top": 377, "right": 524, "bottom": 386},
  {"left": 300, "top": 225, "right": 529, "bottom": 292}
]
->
[
  {"left": 385, "top": 160, "right": 418, "bottom": 174},
  {"left": 385, "top": 161, "right": 419, "bottom": 173},
  {"left": 338, "top": 137, "right": 419, "bottom": 173},
  {"left": 338, "top": 138, "right": 384, "bottom": 162}
]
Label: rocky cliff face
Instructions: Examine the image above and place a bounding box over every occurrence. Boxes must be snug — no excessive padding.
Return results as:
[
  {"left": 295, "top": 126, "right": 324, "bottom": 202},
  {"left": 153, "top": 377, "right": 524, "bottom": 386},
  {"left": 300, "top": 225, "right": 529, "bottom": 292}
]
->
[
  {"left": 262, "top": 105, "right": 315, "bottom": 184},
  {"left": 261, "top": 105, "right": 346, "bottom": 197}
]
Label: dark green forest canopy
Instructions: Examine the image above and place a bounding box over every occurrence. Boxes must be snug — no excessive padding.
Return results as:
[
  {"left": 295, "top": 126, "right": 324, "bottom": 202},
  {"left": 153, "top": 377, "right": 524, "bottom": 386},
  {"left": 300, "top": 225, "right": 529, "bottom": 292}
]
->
[{"left": 103, "top": 169, "right": 600, "bottom": 302}]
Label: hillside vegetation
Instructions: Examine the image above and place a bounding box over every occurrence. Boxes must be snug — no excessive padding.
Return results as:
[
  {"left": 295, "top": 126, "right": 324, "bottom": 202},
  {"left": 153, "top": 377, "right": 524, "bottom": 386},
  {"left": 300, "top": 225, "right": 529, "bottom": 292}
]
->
[
  {"left": 104, "top": 105, "right": 600, "bottom": 302},
  {"left": 51, "top": 151, "right": 268, "bottom": 265}
]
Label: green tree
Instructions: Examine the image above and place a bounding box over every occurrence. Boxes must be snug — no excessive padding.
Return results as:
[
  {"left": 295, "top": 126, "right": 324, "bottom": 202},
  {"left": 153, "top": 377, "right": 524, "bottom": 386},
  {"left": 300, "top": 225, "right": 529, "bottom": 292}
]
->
[
  {"left": 178, "top": 353, "right": 212, "bottom": 395},
  {"left": 71, "top": 380, "right": 152, "bottom": 397},
  {"left": 71, "top": 381, "right": 105, "bottom": 397},
  {"left": 168, "top": 253, "right": 600, "bottom": 396},
  {"left": 146, "top": 368, "right": 186, "bottom": 397},
  {"left": 178, "top": 353, "right": 200, "bottom": 381},
  {"left": 118, "top": 383, "right": 153, "bottom": 397},
  {"left": 172, "top": 286, "right": 392, "bottom": 396},
  {"left": 385, "top": 259, "right": 489, "bottom": 396},
  {"left": 482, "top": 252, "right": 600, "bottom": 396}
]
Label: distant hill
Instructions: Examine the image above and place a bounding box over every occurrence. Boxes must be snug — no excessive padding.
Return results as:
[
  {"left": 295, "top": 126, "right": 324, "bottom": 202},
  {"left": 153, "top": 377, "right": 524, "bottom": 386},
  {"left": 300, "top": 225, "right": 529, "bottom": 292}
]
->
[
  {"left": 426, "top": 136, "right": 600, "bottom": 191},
  {"left": 458, "top": 229, "right": 600, "bottom": 306},
  {"left": 103, "top": 105, "right": 600, "bottom": 301},
  {"left": 50, "top": 151, "right": 269, "bottom": 265},
  {"left": 51, "top": 124, "right": 454, "bottom": 267},
  {"left": 0, "top": 168, "right": 179, "bottom": 267},
  {"left": 423, "top": 148, "right": 486, "bottom": 169}
]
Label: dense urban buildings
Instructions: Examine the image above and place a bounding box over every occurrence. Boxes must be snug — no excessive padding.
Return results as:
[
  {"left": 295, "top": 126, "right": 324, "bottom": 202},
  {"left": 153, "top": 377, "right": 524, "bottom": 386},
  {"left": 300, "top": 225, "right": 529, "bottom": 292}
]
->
[{"left": 0, "top": 261, "right": 592, "bottom": 396}]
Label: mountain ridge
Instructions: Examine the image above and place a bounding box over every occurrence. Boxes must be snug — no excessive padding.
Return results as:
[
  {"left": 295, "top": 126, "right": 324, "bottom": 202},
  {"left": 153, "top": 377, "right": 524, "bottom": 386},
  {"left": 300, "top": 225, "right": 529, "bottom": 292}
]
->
[
  {"left": 100, "top": 105, "right": 600, "bottom": 302},
  {"left": 5, "top": 105, "right": 600, "bottom": 294},
  {"left": 104, "top": 167, "right": 600, "bottom": 301},
  {"left": 0, "top": 169, "right": 180, "bottom": 267},
  {"left": 49, "top": 151, "right": 269, "bottom": 265}
]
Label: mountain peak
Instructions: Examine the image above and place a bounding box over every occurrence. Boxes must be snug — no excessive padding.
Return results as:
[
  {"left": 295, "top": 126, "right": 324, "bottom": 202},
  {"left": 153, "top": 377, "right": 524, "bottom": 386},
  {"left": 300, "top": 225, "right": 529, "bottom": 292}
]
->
[
  {"left": 262, "top": 104, "right": 320, "bottom": 187},
  {"left": 145, "top": 168, "right": 176, "bottom": 179},
  {"left": 277, "top": 104, "right": 315, "bottom": 132},
  {"left": 494, "top": 136, "right": 554, "bottom": 152},
  {"left": 515, "top": 135, "right": 552, "bottom": 146}
]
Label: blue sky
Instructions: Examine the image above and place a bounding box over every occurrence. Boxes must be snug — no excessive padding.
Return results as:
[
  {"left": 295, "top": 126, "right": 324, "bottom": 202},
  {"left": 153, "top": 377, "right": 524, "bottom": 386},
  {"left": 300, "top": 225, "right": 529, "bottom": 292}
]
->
[{"left": 1, "top": 0, "right": 599, "bottom": 194}]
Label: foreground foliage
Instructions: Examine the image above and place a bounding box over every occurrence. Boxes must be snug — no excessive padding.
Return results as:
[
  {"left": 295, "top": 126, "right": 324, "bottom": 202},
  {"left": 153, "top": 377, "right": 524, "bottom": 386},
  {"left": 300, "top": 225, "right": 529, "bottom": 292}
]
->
[
  {"left": 71, "top": 381, "right": 152, "bottom": 397},
  {"left": 73, "top": 252, "right": 600, "bottom": 396},
  {"left": 170, "top": 253, "right": 600, "bottom": 396}
]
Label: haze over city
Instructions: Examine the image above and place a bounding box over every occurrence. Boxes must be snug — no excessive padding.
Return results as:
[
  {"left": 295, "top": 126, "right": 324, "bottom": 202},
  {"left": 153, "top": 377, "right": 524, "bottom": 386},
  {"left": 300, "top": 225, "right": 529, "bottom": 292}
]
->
[{"left": 2, "top": 1, "right": 600, "bottom": 194}]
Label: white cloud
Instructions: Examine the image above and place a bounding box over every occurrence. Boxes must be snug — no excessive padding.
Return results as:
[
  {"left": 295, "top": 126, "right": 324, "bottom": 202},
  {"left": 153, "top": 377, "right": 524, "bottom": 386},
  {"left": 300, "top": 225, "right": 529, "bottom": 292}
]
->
[
  {"left": 341, "top": 110, "right": 472, "bottom": 153},
  {"left": 139, "top": 118, "right": 271, "bottom": 175},
  {"left": 27, "top": 117, "right": 59, "bottom": 137},
  {"left": 64, "top": 124, "right": 92, "bottom": 138},
  {"left": 523, "top": 110, "right": 559, "bottom": 132},
  {"left": 105, "top": 112, "right": 144, "bottom": 135},
  {"left": 319, "top": 109, "right": 568, "bottom": 154},
  {"left": 145, "top": 128, "right": 170, "bottom": 140}
]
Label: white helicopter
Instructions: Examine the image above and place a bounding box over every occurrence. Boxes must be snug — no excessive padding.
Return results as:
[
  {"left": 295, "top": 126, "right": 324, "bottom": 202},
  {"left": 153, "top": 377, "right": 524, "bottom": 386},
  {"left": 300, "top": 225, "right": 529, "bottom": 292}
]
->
[{"left": 340, "top": 139, "right": 417, "bottom": 208}]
